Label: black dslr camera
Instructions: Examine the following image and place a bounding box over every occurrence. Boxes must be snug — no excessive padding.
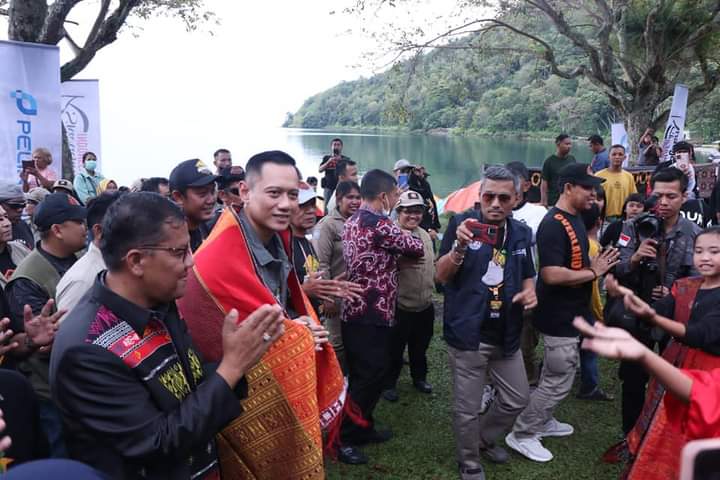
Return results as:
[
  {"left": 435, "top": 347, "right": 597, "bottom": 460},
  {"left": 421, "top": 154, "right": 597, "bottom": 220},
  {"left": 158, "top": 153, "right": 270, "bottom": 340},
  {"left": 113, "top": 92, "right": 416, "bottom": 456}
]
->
[{"left": 634, "top": 206, "right": 663, "bottom": 304}]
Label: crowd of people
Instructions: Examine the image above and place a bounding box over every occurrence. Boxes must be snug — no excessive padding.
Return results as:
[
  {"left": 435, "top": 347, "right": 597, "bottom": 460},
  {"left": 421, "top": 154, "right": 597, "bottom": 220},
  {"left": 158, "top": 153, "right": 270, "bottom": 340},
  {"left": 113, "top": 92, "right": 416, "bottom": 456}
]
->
[{"left": 0, "top": 135, "right": 719, "bottom": 480}]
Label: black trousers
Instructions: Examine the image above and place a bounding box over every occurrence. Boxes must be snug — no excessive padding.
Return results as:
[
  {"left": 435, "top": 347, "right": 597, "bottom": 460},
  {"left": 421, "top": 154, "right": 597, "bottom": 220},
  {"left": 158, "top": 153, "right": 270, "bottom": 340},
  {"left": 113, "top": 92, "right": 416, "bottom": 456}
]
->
[
  {"left": 387, "top": 305, "right": 435, "bottom": 386},
  {"left": 340, "top": 322, "right": 393, "bottom": 443}
]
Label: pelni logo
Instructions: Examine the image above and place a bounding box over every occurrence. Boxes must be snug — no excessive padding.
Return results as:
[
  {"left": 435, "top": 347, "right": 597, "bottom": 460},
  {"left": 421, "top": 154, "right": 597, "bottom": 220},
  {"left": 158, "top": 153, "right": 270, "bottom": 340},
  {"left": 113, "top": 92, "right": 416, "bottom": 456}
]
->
[{"left": 10, "top": 90, "right": 38, "bottom": 116}]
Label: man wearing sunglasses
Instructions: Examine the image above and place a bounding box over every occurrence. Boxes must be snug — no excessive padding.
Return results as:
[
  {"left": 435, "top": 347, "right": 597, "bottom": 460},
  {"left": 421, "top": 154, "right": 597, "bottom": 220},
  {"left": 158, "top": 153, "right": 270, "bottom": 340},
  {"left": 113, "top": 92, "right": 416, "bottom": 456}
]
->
[
  {"left": 436, "top": 166, "right": 538, "bottom": 480},
  {"left": 0, "top": 182, "right": 35, "bottom": 250},
  {"left": 507, "top": 163, "right": 620, "bottom": 463}
]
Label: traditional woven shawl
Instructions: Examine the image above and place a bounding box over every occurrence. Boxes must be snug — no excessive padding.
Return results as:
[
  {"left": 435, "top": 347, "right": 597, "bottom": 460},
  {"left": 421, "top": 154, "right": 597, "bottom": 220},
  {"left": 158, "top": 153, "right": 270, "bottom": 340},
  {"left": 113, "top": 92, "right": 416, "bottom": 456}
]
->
[
  {"left": 622, "top": 276, "right": 720, "bottom": 480},
  {"left": 177, "top": 208, "right": 346, "bottom": 480}
]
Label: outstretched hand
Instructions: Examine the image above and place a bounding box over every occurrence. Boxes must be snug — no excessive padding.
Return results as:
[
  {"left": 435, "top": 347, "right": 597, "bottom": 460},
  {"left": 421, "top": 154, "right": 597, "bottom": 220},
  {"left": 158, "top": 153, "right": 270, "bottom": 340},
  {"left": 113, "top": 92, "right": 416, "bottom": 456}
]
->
[
  {"left": 24, "top": 299, "right": 65, "bottom": 349},
  {"left": 573, "top": 316, "right": 648, "bottom": 361}
]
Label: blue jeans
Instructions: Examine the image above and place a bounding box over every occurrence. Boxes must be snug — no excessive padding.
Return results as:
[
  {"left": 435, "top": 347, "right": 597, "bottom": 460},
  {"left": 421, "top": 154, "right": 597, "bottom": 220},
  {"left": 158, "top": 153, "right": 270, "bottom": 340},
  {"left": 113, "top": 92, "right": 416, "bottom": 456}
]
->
[
  {"left": 579, "top": 348, "right": 599, "bottom": 394},
  {"left": 38, "top": 400, "right": 67, "bottom": 458}
]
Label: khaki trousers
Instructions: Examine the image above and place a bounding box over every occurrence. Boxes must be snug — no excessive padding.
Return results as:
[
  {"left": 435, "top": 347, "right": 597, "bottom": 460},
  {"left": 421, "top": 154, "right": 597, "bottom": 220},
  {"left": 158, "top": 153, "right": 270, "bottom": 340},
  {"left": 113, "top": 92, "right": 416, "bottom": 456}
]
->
[
  {"left": 448, "top": 344, "right": 529, "bottom": 471},
  {"left": 512, "top": 335, "right": 579, "bottom": 438}
]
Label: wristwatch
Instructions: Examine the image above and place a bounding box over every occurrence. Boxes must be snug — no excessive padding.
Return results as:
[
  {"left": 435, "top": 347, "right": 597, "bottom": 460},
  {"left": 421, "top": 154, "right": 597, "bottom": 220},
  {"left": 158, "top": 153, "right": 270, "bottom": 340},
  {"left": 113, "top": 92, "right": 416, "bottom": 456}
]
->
[{"left": 452, "top": 240, "right": 467, "bottom": 253}]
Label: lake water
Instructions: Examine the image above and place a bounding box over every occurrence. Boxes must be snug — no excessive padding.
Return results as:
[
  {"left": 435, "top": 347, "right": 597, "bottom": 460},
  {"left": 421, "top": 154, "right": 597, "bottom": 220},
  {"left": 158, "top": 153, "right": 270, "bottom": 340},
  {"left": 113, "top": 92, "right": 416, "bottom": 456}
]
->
[{"left": 283, "top": 129, "right": 592, "bottom": 197}]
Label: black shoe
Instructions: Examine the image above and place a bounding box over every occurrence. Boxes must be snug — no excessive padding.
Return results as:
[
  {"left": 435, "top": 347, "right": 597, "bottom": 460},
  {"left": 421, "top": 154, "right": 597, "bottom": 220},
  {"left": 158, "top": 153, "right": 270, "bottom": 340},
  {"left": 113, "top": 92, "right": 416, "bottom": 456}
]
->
[
  {"left": 382, "top": 388, "right": 399, "bottom": 402},
  {"left": 337, "top": 445, "right": 368, "bottom": 465},
  {"left": 413, "top": 380, "right": 433, "bottom": 393},
  {"left": 356, "top": 428, "right": 393, "bottom": 445},
  {"left": 576, "top": 387, "right": 614, "bottom": 401}
]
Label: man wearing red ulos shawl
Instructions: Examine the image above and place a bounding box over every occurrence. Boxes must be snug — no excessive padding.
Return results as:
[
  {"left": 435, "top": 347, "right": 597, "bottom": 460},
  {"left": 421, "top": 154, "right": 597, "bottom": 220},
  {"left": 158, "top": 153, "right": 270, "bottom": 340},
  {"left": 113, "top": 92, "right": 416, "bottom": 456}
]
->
[{"left": 177, "top": 151, "right": 349, "bottom": 479}]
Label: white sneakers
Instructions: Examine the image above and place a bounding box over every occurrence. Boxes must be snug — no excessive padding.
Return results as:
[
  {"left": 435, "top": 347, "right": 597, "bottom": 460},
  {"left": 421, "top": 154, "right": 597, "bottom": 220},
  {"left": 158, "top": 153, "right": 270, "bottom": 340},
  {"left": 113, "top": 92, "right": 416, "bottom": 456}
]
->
[
  {"left": 505, "top": 418, "right": 574, "bottom": 463},
  {"left": 505, "top": 432, "right": 553, "bottom": 463}
]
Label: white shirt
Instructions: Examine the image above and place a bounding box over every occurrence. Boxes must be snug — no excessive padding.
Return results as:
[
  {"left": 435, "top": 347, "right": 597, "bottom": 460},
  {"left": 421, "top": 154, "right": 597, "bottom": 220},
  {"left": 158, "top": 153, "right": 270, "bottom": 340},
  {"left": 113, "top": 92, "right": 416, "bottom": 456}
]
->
[
  {"left": 56, "top": 242, "right": 106, "bottom": 319},
  {"left": 512, "top": 201, "right": 547, "bottom": 277},
  {"left": 512, "top": 201, "right": 548, "bottom": 243}
]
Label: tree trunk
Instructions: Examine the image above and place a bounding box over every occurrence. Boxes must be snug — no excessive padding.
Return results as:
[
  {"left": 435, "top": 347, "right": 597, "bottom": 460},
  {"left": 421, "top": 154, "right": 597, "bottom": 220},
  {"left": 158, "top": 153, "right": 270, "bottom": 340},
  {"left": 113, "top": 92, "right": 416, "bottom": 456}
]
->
[
  {"left": 61, "top": 123, "right": 75, "bottom": 181},
  {"left": 7, "top": 0, "right": 46, "bottom": 42}
]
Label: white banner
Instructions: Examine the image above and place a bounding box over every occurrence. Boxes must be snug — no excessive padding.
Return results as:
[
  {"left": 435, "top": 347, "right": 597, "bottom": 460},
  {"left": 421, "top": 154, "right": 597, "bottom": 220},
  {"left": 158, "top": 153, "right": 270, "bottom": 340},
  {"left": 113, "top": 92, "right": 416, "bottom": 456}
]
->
[
  {"left": 661, "top": 84, "right": 689, "bottom": 163},
  {"left": 611, "top": 122, "right": 630, "bottom": 168},
  {"left": 61, "top": 79, "right": 102, "bottom": 174},
  {"left": 0, "top": 40, "right": 61, "bottom": 182}
]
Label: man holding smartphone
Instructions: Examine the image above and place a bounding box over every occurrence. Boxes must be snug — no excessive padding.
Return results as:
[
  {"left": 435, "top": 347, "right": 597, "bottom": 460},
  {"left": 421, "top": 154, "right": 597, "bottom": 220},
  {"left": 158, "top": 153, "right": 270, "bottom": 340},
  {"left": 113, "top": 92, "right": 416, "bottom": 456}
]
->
[
  {"left": 436, "top": 166, "right": 537, "bottom": 480},
  {"left": 319, "top": 138, "right": 351, "bottom": 211}
]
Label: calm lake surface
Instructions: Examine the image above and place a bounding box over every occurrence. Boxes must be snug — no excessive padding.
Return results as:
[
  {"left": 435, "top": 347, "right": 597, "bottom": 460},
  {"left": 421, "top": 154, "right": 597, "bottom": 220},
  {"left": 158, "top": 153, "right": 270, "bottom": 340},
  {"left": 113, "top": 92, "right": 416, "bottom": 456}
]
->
[{"left": 284, "top": 129, "right": 592, "bottom": 197}]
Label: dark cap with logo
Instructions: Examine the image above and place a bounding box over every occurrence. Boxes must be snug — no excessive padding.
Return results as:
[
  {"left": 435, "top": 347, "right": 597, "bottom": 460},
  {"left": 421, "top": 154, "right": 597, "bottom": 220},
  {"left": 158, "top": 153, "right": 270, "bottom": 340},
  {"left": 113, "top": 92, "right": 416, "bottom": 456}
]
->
[
  {"left": 558, "top": 163, "right": 605, "bottom": 187},
  {"left": 169, "top": 159, "right": 218, "bottom": 192},
  {"left": 34, "top": 192, "right": 87, "bottom": 231}
]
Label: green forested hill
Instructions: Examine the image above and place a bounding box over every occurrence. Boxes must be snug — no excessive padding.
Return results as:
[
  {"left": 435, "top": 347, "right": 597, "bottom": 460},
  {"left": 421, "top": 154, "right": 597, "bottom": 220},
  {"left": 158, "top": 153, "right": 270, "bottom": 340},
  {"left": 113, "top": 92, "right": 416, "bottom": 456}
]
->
[{"left": 286, "top": 33, "right": 720, "bottom": 141}]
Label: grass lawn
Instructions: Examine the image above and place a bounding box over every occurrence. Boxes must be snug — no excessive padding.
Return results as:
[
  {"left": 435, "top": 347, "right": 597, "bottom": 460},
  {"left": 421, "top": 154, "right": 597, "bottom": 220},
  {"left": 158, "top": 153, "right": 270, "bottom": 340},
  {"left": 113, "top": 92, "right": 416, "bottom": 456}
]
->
[{"left": 326, "top": 300, "right": 625, "bottom": 480}]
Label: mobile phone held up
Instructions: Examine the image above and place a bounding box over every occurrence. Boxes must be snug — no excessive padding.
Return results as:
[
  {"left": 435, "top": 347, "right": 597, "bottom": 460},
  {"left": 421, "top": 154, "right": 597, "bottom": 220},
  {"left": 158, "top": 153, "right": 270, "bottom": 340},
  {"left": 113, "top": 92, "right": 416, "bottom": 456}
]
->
[
  {"left": 398, "top": 173, "right": 409, "bottom": 189},
  {"left": 680, "top": 438, "right": 720, "bottom": 480},
  {"left": 21, "top": 159, "right": 34, "bottom": 171},
  {"left": 466, "top": 219, "right": 498, "bottom": 245}
]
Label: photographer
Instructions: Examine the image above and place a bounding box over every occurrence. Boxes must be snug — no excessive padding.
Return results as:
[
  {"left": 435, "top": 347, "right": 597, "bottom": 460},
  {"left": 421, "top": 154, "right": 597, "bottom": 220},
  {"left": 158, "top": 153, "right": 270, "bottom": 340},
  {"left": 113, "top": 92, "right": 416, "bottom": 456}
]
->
[
  {"left": 393, "top": 160, "right": 442, "bottom": 240},
  {"left": 613, "top": 167, "right": 701, "bottom": 434},
  {"left": 319, "top": 138, "right": 351, "bottom": 211}
]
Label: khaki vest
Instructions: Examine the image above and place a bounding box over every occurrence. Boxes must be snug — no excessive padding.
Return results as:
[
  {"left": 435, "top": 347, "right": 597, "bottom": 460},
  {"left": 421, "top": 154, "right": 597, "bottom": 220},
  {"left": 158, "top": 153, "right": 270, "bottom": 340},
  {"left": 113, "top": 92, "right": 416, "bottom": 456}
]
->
[{"left": 8, "top": 249, "right": 60, "bottom": 400}]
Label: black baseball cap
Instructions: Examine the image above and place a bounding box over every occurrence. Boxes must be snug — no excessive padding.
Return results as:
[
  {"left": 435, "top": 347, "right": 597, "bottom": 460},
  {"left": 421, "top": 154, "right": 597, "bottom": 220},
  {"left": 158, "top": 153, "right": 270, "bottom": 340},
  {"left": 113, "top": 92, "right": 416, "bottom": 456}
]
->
[
  {"left": 34, "top": 193, "right": 87, "bottom": 231},
  {"left": 557, "top": 163, "right": 605, "bottom": 188},
  {"left": 169, "top": 159, "right": 218, "bottom": 192}
]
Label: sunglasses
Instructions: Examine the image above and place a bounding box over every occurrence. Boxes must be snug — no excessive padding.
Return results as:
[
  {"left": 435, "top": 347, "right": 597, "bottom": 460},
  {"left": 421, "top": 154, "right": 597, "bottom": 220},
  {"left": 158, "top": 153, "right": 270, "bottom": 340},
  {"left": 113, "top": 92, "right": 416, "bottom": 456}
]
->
[
  {"left": 227, "top": 187, "right": 240, "bottom": 195},
  {"left": 4, "top": 202, "right": 26, "bottom": 210},
  {"left": 480, "top": 193, "right": 513, "bottom": 204}
]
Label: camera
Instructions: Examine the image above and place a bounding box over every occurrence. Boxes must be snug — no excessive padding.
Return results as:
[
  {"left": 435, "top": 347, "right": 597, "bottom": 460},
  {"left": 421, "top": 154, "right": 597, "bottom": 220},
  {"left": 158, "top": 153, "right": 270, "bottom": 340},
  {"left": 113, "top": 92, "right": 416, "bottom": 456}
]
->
[
  {"left": 332, "top": 147, "right": 340, "bottom": 156},
  {"left": 633, "top": 211, "right": 663, "bottom": 304}
]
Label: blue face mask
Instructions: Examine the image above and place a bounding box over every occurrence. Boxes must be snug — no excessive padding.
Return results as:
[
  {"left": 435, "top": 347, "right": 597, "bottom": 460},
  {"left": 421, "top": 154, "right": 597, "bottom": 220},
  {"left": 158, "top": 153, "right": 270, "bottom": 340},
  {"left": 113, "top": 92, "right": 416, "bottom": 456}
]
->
[{"left": 85, "top": 159, "right": 97, "bottom": 171}]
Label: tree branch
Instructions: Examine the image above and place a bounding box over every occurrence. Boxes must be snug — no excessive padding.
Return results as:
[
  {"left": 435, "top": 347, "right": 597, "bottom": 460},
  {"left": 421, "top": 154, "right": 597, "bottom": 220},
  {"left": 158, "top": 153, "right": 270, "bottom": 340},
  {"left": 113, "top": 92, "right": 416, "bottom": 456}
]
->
[
  {"left": 39, "top": 0, "right": 83, "bottom": 45},
  {"left": 60, "top": 0, "right": 141, "bottom": 81},
  {"left": 84, "top": 0, "right": 111, "bottom": 50}
]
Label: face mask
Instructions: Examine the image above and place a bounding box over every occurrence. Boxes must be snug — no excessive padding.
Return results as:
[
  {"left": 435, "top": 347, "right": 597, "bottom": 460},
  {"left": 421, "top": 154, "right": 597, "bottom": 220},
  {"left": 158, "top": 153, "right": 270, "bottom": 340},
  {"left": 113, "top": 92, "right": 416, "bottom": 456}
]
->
[
  {"left": 381, "top": 195, "right": 391, "bottom": 216},
  {"left": 85, "top": 160, "right": 97, "bottom": 171}
]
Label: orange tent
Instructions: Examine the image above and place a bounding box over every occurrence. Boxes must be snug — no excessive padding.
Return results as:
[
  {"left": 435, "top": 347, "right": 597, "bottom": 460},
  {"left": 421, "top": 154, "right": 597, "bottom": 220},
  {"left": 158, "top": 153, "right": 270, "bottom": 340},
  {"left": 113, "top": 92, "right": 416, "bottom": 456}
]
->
[{"left": 442, "top": 180, "right": 481, "bottom": 214}]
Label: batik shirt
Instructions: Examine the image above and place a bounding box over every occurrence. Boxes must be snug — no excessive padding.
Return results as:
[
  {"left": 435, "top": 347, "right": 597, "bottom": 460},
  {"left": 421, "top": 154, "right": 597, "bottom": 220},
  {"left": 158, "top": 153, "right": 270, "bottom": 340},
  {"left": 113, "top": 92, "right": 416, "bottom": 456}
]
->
[{"left": 341, "top": 205, "right": 424, "bottom": 327}]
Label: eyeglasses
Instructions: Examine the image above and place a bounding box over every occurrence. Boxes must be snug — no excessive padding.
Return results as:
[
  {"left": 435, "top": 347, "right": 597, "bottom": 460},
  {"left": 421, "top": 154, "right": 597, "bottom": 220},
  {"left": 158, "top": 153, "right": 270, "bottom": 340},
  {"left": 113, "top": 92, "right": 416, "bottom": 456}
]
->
[
  {"left": 480, "top": 193, "right": 513, "bottom": 204},
  {"left": 139, "top": 245, "right": 191, "bottom": 261}
]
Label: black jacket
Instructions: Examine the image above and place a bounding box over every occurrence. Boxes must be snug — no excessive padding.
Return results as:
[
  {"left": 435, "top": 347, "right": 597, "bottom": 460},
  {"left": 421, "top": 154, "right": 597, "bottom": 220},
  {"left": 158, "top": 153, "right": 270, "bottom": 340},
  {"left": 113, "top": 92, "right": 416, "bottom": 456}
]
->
[{"left": 50, "top": 276, "right": 247, "bottom": 480}]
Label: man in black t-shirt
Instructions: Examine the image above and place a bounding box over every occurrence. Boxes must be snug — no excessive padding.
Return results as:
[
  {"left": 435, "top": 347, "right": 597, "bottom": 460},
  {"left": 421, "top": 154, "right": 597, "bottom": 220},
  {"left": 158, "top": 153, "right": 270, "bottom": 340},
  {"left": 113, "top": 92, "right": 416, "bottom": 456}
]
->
[
  {"left": 319, "top": 138, "right": 351, "bottom": 210},
  {"left": 507, "top": 164, "right": 619, "bottom": 463}
]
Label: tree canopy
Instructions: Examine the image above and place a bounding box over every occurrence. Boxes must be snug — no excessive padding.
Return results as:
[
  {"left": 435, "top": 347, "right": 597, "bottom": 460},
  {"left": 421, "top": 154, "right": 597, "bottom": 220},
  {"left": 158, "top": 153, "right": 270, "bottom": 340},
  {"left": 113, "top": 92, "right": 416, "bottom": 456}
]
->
[{"left": 288, "top": 0, "right": 720, "bottom": 148}]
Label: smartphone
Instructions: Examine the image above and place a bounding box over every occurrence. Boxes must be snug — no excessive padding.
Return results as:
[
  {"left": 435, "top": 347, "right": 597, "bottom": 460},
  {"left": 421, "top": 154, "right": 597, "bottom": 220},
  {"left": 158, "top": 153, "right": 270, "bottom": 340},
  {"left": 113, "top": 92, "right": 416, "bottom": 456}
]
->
[
  {"left": 680, "top": 438, "right": 720, "bottom": 479},
  {"left": 398, "top": 173, "right": 409, "bottom": 188},
  {"left": 332, "top": 147, "right": 340, "bottom": 156},
  {"left": 466, "top": 219, "right": 498, "bottom": 244},
  {"left": 21, "top": 159, "right": 34, "bottom": 171}
]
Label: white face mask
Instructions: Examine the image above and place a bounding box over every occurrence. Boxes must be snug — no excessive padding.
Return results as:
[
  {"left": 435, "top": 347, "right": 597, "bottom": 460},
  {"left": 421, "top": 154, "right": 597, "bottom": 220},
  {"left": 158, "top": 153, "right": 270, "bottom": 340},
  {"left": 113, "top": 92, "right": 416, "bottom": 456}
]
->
[{"left": 381, "top": 194, "right": 391, "bottom": 216}]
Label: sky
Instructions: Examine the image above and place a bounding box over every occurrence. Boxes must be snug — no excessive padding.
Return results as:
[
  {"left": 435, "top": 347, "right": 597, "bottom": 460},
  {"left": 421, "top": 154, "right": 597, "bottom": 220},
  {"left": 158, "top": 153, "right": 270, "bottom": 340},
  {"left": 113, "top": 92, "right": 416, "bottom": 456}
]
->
[
  {"left": 2, "top": 1, "right": 381, "bottom": 183},
  {"left": 1, "top": 0, "right": 488, "bottom": 185}
]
